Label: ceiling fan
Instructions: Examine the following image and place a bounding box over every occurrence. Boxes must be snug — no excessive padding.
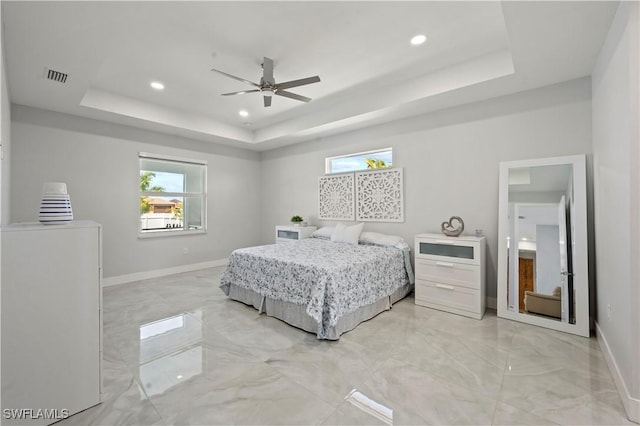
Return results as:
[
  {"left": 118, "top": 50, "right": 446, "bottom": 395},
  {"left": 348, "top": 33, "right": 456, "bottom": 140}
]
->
[{"left": 211, "top": 57, "right": 320, "bottom": 107}]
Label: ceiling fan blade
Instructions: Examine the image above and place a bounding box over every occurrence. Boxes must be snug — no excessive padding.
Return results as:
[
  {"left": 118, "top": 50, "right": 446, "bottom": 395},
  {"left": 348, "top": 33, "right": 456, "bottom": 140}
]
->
[
  {"left": 221, "top": 89, "right": 261, "bottom": 96},
  {"left": 275, "top": 90, "right": 311, "bottom": 103},
  {"left": 262, "top": 57, "right": 274, "bottom": 85},
  {"left": 210, "top": 68, "right": 260, "bottom": 88},
  {"left": 264, "top": 96, "right": 272, "bottom": 107},
  {"left": 276, "top": 76, "right": 320, "bottom": 90}
]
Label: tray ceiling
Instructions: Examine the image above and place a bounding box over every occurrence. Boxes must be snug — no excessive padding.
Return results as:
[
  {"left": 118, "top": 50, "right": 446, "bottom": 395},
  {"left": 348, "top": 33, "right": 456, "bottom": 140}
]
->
[{"left": 2, "top": 1, "right": 617, "bottom": 150}]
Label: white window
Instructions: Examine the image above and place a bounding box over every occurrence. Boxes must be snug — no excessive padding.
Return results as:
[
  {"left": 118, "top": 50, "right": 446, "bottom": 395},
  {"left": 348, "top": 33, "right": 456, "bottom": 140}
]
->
[
  {"left": 139, "top": 153, "right": 206, "bottom": 237},
  {"left": 325, "top": 148, "right": 393, "bottom": 174}
]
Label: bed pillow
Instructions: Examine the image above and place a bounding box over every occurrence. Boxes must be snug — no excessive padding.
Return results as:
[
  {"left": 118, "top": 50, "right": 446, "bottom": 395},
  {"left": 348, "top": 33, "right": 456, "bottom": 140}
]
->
[
  {"left": 331, "top": 222, "right": 364, "bottom": 245},
  {"left": 311, "top": 226, "right": 335, "bottom": 239},
  {"left": 359, "top": 231, "right": 405, "bottom": 246}
]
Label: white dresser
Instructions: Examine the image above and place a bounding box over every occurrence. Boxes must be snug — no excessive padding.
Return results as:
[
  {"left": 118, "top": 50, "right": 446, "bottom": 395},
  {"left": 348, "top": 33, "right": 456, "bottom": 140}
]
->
[
  {"left": 414, "top": 233, "right": 486, "bottom": 319},
  {"left": 275, "top": 225, "right": 317, "bottom": 243},
  {"left": 1, "top": 221, "right": 102, "bottom": 425}
]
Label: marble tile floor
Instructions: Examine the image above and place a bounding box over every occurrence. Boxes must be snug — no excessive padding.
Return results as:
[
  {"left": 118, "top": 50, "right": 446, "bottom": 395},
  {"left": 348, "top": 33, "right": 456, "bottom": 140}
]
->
[{"left": 59, "top": 267, "right": 633, "bottom": 426}]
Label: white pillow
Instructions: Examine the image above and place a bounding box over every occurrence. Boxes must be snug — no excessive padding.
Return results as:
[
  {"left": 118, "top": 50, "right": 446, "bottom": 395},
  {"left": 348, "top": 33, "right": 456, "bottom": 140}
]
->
[
  {"left": 311, "top": 226, "right": 335, "bottom": 239},
  {"left": 331, "top": 222, "right": 364, "bottom": 245},
  {"left": 359, "top": 231, "right": 405, "bottom": 246}
]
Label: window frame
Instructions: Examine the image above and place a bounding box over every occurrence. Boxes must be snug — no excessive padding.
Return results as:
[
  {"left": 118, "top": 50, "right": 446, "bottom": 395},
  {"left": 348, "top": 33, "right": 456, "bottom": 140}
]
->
[
  {"left": 138, "top": 152, "right": 207, "bottom": 239},
  {"left": 325, "top": 147, "right": 393, "bottom": 174}
]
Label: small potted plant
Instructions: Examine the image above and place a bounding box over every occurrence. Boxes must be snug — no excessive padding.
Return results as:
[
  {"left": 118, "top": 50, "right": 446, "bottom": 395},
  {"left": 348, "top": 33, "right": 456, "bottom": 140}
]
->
[{"left": 290, "top": 215, "right": 304, "bottom": 226}]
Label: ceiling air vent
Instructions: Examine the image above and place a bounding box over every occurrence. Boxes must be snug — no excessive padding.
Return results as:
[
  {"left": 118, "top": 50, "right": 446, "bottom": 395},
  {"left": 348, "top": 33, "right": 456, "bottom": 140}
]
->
[{"left": 45, "top": 68, "right": 68, "bottom": 84}]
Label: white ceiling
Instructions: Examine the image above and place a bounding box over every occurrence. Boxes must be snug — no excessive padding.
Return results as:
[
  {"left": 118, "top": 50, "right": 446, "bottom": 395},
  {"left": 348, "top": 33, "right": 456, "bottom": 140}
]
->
[{"left": 2, "top": 1, "right": 618, "bottom": 151}]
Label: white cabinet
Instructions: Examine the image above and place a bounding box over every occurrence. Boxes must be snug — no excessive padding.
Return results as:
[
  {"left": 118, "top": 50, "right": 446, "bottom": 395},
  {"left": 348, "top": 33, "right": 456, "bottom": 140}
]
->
[
  {"left": 275, "top": 225, "right": 317, "bottom": 243},
  {"left": 414, "top": 233, "right": 486, "bottom": 319},
  {"left": 1, "top": 221, "right": 102, "bottom": 425}
]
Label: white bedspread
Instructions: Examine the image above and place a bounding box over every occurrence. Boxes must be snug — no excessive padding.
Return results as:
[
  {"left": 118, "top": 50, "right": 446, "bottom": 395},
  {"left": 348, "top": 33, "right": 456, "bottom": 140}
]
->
[{"left": 220, "top": 238, "right": 413, "bottom": 339}]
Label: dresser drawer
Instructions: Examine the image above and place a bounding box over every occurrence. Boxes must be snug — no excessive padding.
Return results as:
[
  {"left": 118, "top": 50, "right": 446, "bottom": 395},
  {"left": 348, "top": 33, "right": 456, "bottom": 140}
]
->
[
  {"left": 415, "top": 238, "right": 481, "bottom": 265},
  {"left": 275, "top": 226, "right": 317, "bottom": 243},
  {"left": 415, "top": 279, "right": 481, "bottom": 314},
  {"left": 415, "top": 259, "right": 480, "bottom": 289}
]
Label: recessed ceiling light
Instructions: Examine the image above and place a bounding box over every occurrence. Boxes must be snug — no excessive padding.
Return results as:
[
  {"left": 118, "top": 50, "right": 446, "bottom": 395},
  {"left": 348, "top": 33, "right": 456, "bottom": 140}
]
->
[
  {"left": 239, "top": 110, "right": 249, "bottom": 117},
  {"left": 410, "top": 34, "right": 427, "bottom": 46},
  {"left": 150, "top": 81, "right": 164, "bottom": 90}
]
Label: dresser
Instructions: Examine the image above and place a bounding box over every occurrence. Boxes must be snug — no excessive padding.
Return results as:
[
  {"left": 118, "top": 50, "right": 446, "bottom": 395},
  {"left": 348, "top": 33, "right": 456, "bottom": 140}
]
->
[
  {"left": 275, "top": 225, "right": 317, "bottom": 243},
  {"left": 1, "top": 221, "right": 102, "bottom": 425},
  {"left": 414, "top": 233, "right": 486, "bottom": 319}
]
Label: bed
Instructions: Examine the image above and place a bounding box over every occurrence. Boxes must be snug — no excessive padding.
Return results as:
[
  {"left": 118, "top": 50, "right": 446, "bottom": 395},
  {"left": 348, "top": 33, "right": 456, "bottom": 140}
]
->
[{"left": 219, "top": 234, "right": 414, "bottom": 340}]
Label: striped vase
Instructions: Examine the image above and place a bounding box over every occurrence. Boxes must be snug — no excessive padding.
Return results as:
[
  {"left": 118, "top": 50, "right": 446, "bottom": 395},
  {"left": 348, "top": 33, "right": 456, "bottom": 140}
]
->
[{"left": 39, "top": 182, "right": 73, "bottom": 224}]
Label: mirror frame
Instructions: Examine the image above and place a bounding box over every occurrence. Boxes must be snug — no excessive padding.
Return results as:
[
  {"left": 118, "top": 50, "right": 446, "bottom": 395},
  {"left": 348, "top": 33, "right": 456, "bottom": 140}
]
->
[{"left": 497, "top": 154, "right": 589, "bottom": 337}]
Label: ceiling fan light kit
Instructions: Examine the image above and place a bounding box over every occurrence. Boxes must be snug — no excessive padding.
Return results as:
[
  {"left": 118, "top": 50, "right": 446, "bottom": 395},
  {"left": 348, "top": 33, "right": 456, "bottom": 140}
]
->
[{"left": 211, "top": 56, "right": 320, "bottom": 107}]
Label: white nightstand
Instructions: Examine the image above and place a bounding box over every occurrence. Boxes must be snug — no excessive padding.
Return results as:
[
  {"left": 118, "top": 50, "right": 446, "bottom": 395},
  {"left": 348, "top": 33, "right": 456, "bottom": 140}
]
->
[
  {"left": 275, "top": 225, "right": 317, "bottom": 243},
  {"left": 414, "top": 233, "right": 486, "bottom": 319}
]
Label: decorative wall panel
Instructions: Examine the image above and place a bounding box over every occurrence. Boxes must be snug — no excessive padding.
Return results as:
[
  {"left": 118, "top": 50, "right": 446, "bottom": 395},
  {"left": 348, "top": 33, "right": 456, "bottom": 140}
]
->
[
  {"left": 356, "top": 168, "right": 404, "bottom": 222},
  {"left": 318, "top": 173, "right": 355, "bottom": 220}
]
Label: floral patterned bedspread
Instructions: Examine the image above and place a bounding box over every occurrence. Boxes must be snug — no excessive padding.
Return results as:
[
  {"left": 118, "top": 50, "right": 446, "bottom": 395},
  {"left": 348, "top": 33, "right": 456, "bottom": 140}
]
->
[{"left": 220, "top": 238, "right": 413, "bottom": 338}]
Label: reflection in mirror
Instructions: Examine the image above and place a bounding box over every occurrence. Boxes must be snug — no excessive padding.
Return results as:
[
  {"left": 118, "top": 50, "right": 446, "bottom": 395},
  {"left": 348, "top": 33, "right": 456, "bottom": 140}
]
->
[
  {"left": 507, "top": 165, "right": 574, "bottom": 323},
  {"left": 498, "top": 155, "right": 589, "bottom": 337}
]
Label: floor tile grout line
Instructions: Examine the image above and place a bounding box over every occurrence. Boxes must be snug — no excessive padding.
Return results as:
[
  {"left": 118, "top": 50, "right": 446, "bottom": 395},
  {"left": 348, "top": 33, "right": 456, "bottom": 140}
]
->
[{"left": 490, "top": 352, "right": 511, "bottom": 425}]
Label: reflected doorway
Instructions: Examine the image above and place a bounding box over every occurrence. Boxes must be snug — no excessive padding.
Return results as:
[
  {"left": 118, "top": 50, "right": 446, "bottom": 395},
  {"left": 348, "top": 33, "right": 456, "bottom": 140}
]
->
[{"left": 518, "top": 257, "right": 534, "bottom": 312}]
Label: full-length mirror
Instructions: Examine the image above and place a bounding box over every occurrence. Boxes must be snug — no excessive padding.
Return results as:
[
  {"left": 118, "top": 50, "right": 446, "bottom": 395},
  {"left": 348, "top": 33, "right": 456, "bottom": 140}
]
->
[{"left": 497, "top": 155, "right": 589, "bottom": 337}]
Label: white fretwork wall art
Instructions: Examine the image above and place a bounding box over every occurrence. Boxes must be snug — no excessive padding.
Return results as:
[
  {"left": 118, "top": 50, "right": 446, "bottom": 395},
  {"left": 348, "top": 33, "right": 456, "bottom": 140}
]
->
[
  {"left": 318, "top": 168, "right": 404, "bottom": 222},
  {"left": 318, "top": 173, "right": 355, "bottom": 220},
  {"left": 356, "top": 168, "right": 404, "bottom": 222}
]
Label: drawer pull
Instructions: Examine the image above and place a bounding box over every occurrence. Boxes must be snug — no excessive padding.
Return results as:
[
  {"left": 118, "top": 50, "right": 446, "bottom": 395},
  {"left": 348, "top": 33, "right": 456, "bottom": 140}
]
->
[
  {"left": 436, "top": 284, "right": 455, "bottom": 291},
  {"left": 436, "top": 261, "right": 455, "bottom": 268}
]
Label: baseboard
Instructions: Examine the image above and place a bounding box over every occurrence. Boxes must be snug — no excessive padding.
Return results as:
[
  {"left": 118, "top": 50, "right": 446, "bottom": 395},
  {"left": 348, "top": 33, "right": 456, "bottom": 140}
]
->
[
  {"left": 102, "top": 258, "right": 228, "bottom": 287},
  {"left": 486, "top": 296, "right": 497, "bottom": 310},
  {"left": 596, "top": 321, "right": 640, "bottom": 424}
]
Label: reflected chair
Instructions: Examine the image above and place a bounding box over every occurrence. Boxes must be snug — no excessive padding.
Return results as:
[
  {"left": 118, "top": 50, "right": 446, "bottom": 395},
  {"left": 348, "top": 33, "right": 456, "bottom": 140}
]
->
[{"left": 524, "top": 286, "right": 561, "bottom": 319}]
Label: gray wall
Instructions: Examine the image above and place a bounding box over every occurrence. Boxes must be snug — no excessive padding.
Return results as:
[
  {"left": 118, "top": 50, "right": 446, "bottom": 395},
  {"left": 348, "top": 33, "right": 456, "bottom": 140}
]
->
[
  {"left": 592, "top": 0, "right": 639, "bottom": 410},
  {"left": 10, "top": 106, "right": 262, "bottom": 279},
  {"left": 0, "top": 8, "right": 9, "bottom": 409},
  {"left": 260, "top": 78, "right": 593, "bottom": 303},
  {"left": 1, "top": 26, "right": 10, "bottom": 227}
]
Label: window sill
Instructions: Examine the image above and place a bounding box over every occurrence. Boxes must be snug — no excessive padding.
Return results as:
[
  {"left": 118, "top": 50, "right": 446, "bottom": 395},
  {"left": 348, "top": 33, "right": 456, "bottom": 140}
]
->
[{"left": 138, "top": 229, "right": 206, "bottom": 239}]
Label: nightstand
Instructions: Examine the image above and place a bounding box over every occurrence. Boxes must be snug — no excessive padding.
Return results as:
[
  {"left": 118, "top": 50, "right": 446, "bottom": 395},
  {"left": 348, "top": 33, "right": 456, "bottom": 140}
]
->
[
  {"left": 414, "top": 233, "right": 486, "bottom": 319},
  {"left": 275, "top": 225, "right": 317, "bottom": 243}
]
